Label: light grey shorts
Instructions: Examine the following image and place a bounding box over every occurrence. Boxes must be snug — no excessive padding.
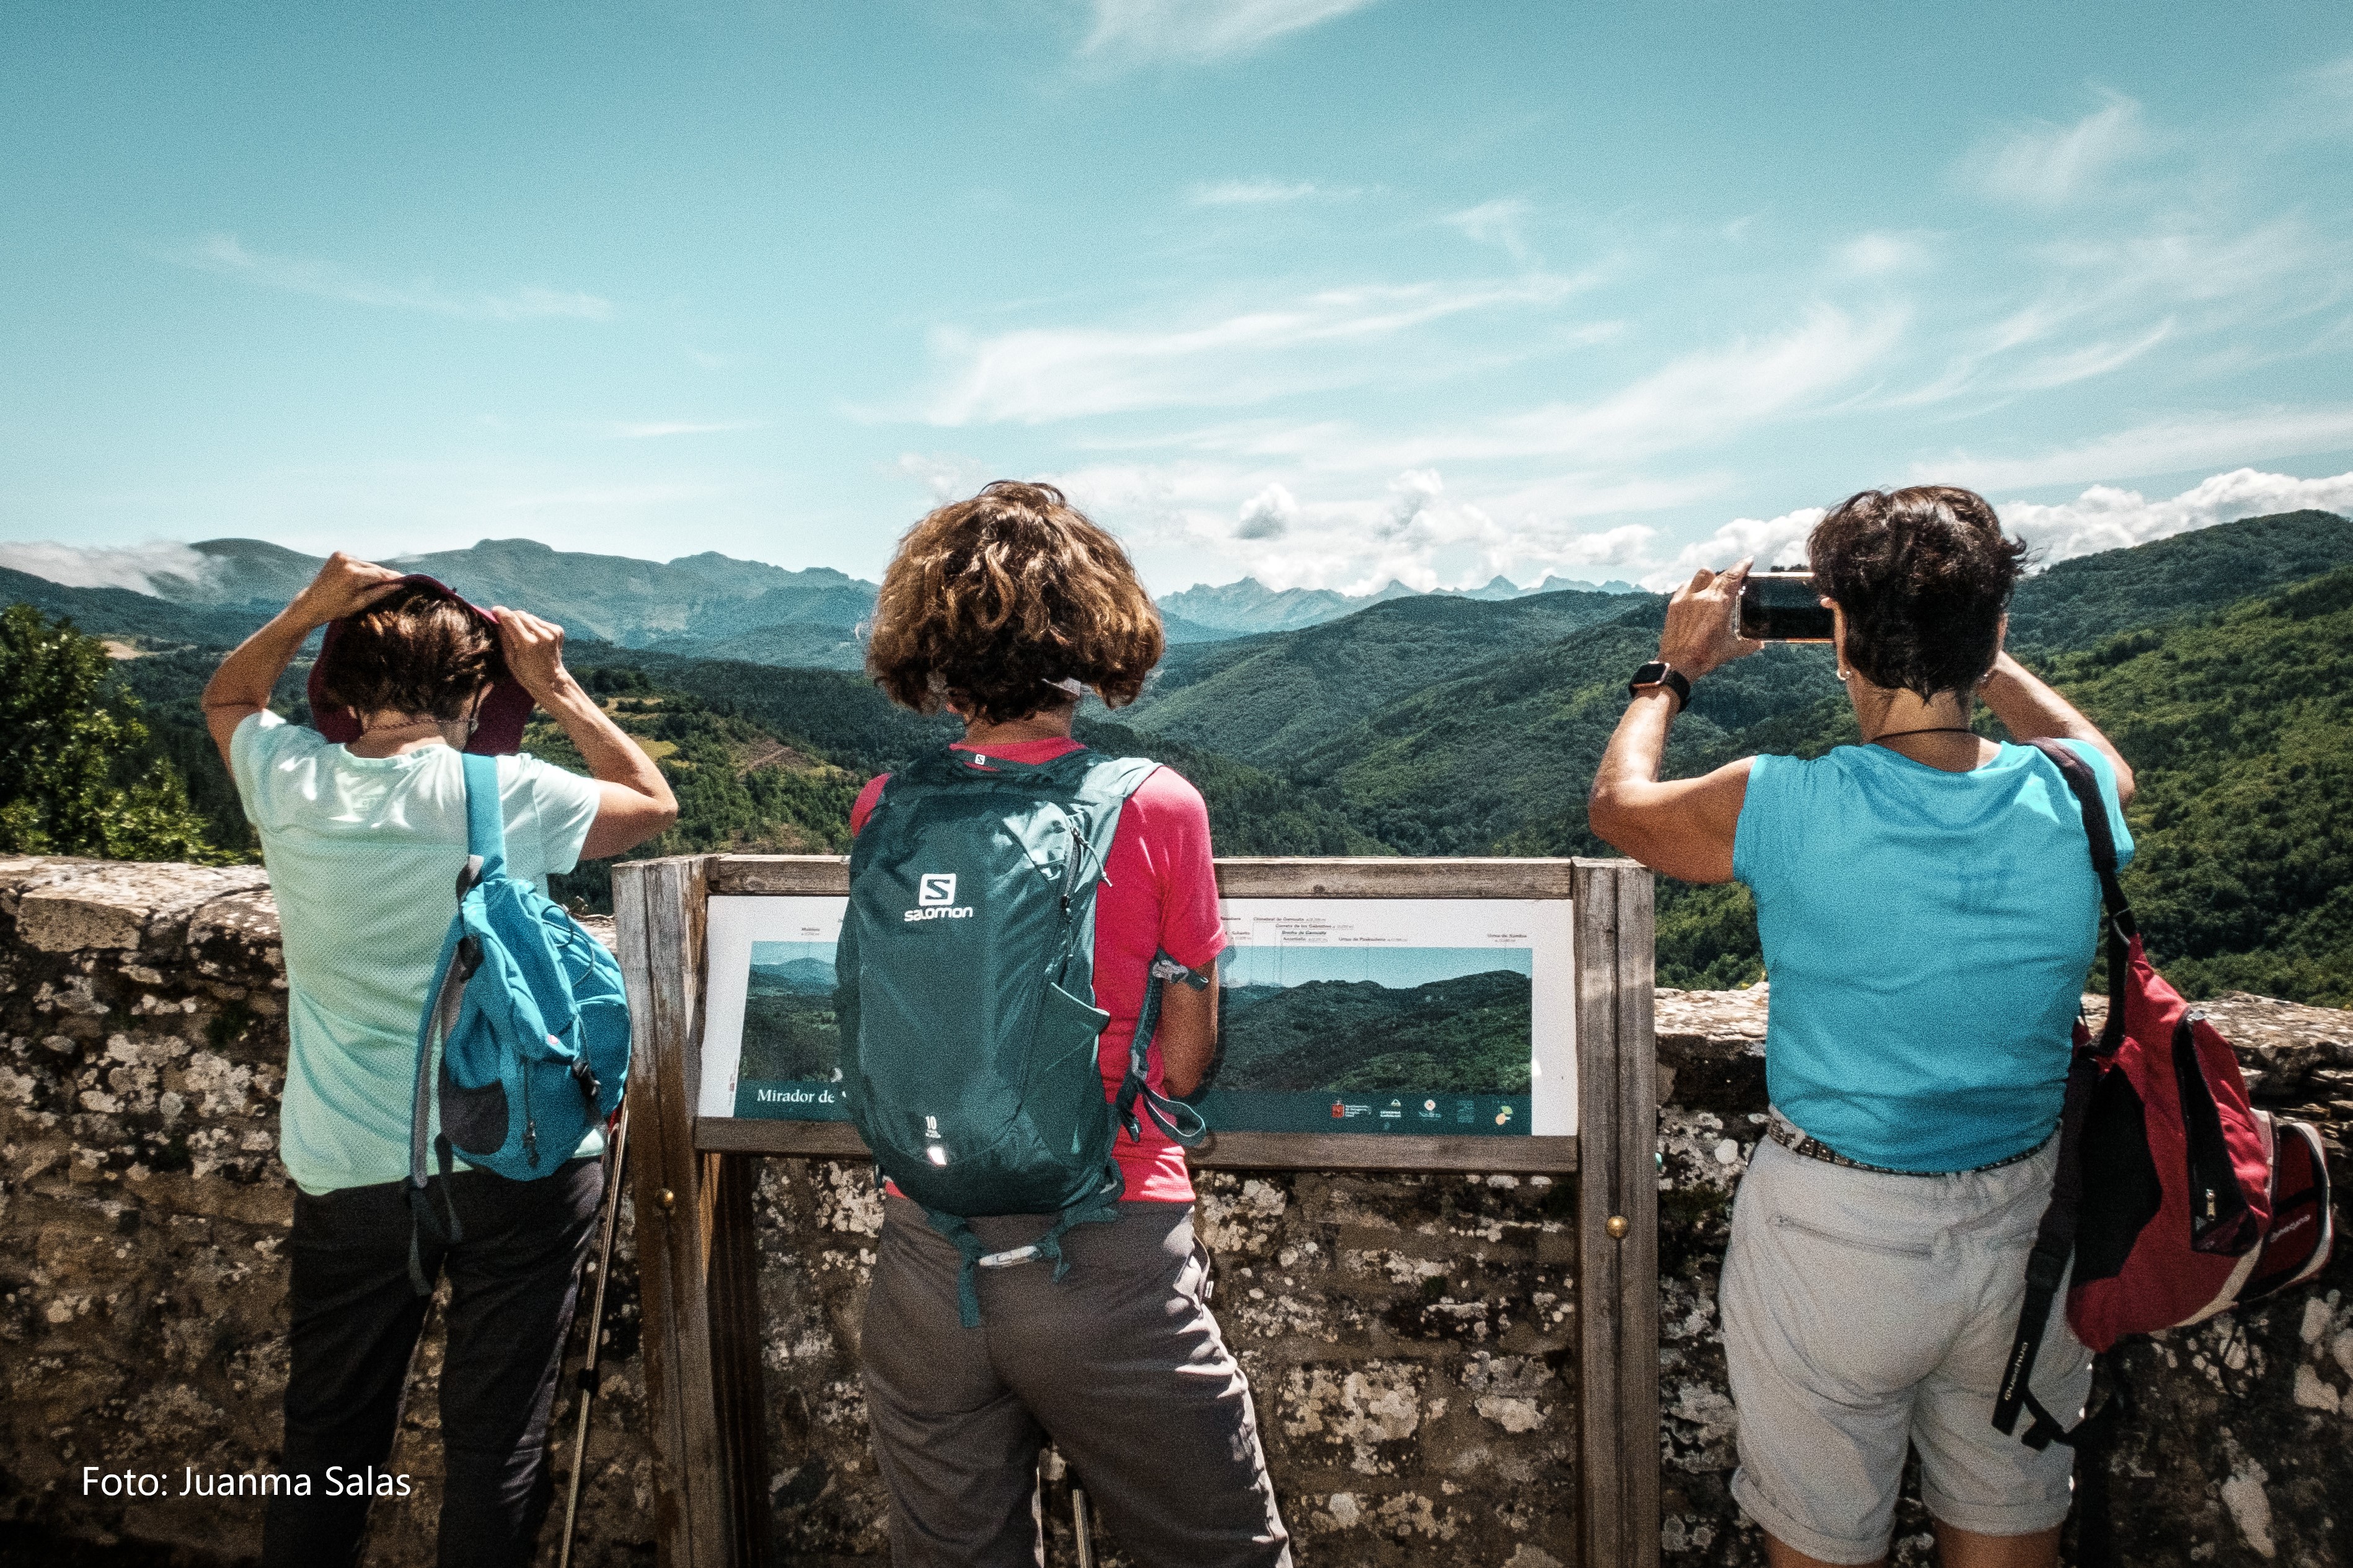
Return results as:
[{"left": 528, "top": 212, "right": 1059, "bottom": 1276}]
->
[{"left": 1719, "top": 1127, "right": 2091, "bottom": 1564}]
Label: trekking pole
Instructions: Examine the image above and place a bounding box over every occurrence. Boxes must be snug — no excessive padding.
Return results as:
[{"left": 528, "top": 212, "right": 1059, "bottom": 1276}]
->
[
  {"left": 1071, "top": 1483, "right": 1097, "bottom": 1568},
  {"left": 555, "top": 1104, "right": 630, "bottom": 1568}
]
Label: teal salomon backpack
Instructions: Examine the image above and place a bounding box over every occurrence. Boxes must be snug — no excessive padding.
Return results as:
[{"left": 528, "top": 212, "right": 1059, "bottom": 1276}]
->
[
  {"left": 837, "top": 744, "right": 1207, "bottom": 1326},
  {"left": 407, "top": 752, "right": 632, "bottom": 1290}
]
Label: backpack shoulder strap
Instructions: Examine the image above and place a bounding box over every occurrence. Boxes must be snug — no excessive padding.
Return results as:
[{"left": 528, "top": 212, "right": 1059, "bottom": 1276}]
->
[
  {"left": 1994, "top": 738, "right": 2140, "bottom": 1450},
  {"left": 461, "top": 751, "right": 509, "bottom": 878},
  {"left": 2024, "top": 739, "right": 2129, "bottom": 923}
]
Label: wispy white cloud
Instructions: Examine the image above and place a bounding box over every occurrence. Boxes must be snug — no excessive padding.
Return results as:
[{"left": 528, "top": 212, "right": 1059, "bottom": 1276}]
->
[
  {"left": 1964, "top": 92, "right": 2155, "bottom": 206},
  {"left": 918, "top": 274, "right": 1589, "bottom": 425},
  {"left": 1915, "top": 406, "right": 2353, "bottom": 491},
  {"left": 1432, "top": 306, "right": 1904, "bottom": 464},
  {"left": 1077, "top": 0, "right": 1377, "bottom": 66},
  {"left": 2005, "top": 319, "right": 2174, "bottom": 392},
  {"left": 1998, "top": 467, "right": 2353, "bottom": 563},
  {"left": 1837, "top": 232, "right": 1933, "bottom": 277},
  {"left": 0, "top": 540, "right": 222, "bottom": 596},
  {"left": 164, "top": 234, "right": 613, "bottom": 321},
  {"left": 1445, "top": 199, "right": 1534, "bottom": 261},
  {"left": 1189, "top": 178, "right": 1325, "bottom": 206},
  {"left": 603, "top": 418, "right": 765, "bottom": 439}
]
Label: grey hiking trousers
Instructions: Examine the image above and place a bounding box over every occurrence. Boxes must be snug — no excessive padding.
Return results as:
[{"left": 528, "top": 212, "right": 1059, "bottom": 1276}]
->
[{"left": 862, "top": 1195, "right": 1292, "bottom": 1568}]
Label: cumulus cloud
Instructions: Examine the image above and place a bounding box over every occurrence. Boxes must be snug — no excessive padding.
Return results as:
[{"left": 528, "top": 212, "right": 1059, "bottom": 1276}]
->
[
  {"left": 1646, "top": 508, "right": 1827, "bottom": 589},
  {"left": 166, "top": 234, "right": 613, "bottom": 321},
  {"left": 0, "top": 540, "right": 222, "bottom": 596},
  {"left": 1998, "top": 467, "right": 2353, "bottom": 564},
  {"left": 1078, "top": 0, "right": 1377, "bottom": 66},
  {"left": 1234, "top": 482, "right": 1299, "bottom": 539},
  {"left": 1190, "top": 178, "right": 1323, "bottom": 206},
  {"left": 1965, "top": 94, "right": 2154, "bottom": 206}
]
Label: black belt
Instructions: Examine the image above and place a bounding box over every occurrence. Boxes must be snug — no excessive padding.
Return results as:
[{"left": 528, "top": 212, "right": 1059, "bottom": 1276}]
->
[{"left": 1764, "top": 1111, "right": 2054, "bottom": 1178}]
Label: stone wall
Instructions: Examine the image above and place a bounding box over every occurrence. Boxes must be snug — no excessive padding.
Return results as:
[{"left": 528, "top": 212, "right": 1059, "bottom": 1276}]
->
[{"left": 2, "top": 857, "right": 2347, "bottom": 1566}]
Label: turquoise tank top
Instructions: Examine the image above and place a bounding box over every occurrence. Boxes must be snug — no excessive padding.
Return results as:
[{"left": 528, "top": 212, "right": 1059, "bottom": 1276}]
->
[{"left": 1731, "top": 739, "right": 2133, "bottom": 1172}]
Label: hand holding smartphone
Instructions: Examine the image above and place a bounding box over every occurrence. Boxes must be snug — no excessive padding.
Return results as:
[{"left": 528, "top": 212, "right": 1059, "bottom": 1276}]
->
[{"left": 1739, "top": 571, "right": 1836, "bottom": 642}]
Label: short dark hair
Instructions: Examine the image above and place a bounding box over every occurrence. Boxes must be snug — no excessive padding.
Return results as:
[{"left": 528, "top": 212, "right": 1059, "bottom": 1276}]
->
[
  {"left": 315, "top": 583, "right": 504, "bottom": 721},
  {"left": 1808, "top": 486, "right": 2030, "bottom": 699},
  {"left": 865, "top": 481, "right": 1163, "bottom": 726}
]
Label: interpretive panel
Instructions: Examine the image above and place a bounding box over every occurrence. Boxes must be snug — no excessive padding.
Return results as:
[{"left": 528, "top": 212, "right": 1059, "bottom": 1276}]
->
[
  {"left": 699, "top": 893, "right": 1573, "bottom": 1134},
  {"left": 1202, "top": 897, "right": 1574, "bottom": 1136},
  {"left": 700, "top": 896, "right": 847, "bottom": 1121}
]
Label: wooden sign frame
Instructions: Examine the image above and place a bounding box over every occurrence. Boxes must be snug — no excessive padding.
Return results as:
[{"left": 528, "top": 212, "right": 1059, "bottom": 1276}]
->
[{"left": 613, "top": 854, "right": 1659, "bottom": 1568}]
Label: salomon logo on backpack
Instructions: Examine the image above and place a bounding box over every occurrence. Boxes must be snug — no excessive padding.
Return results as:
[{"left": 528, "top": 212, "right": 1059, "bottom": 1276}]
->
[
  {"left": 835, "top": 744, "right": 1205, "bottom": 1327},
  {"left": 1994, "top": 740, "right": 2334, "bottom": 1449},
  {"left": 405, "top": 752, "right": 633, "bottom": 1292}
]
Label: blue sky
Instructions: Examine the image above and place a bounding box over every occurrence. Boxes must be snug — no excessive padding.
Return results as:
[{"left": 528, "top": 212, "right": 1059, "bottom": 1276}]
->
[{"left": 3, "top": 1, "right": 2349, "bottom": 597}]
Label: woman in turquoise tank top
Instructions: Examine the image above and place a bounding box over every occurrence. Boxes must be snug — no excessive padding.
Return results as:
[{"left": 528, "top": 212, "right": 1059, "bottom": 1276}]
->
[{"left": 1589, "top": 488, "right": 2136, "bottom": 1568}]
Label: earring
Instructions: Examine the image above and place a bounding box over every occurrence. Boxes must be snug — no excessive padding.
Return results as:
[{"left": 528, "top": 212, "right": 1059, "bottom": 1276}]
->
[{"left": 1835, "top": 667, "right": 1850, "bottom": 682}]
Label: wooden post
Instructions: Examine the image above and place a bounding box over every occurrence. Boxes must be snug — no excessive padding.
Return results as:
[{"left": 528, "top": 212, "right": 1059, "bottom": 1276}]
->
[
  {"left": 614, "top": 857, "right": 773, "bottom": 1568},
  {"left": 1576, "top": 859, "right": 1661, "bottom": 1568}
]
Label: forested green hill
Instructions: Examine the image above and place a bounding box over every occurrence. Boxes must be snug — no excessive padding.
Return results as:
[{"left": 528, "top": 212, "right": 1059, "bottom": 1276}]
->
[
  {"left": 1124, "top": 587, "right": 1638, "bottom": 765},
  {"left": 2003, "top": 508, "right": 2353, "bottom": 654},
  {"left": 2041, "top": 566, "right": 2353, "bottom": 1005}
]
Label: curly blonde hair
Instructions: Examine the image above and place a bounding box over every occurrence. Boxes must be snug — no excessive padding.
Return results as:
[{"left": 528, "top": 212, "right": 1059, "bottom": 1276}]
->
[{"left": 865, "top": 482, "right": 1163, "bottom": 725}]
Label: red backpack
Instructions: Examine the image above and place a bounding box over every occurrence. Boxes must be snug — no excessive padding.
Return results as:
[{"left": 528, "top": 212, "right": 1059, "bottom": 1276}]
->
[{"left": 1994, "top": 739, "right": 2335, "bottom": 1449}]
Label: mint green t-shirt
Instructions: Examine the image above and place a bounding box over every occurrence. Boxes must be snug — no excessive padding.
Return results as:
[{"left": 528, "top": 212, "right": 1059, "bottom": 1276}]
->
[{"left": 231, "top": 711, "right": 604, "bottom": 1194}]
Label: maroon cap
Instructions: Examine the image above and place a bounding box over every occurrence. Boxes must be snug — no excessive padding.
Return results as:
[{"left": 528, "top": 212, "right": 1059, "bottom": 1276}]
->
[{"left": 307, "top": 575, "right": 536, "bottom": 755}]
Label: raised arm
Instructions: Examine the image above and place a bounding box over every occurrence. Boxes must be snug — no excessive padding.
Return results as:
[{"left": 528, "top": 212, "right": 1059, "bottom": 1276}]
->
[
  {"left": 1979, "top": 648, "right": 2136, "bottom": 806},
  {"left": 490, "top": 608, "right": 679, "bottom": 860},
  {"left": 202, "top": 552, "right": 407, "bottom": 769},
  {"left": 1586, "top": 560, "right": 1762, "bottom": 884}
]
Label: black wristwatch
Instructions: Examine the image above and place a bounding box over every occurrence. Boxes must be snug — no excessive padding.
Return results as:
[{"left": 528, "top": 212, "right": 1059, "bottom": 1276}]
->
[{"left": 1628, "top": 661, "right": 1692, "bottom": 711}]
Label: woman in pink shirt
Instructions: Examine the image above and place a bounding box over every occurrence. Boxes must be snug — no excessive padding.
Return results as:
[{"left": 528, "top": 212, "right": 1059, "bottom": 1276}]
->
[{"left": 850, "top": 482, "right": 1291, "bottom": 1568}]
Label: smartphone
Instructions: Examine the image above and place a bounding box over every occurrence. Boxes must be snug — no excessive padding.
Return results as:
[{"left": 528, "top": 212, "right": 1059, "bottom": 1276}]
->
[{"left": 1739, "top": 571, "right": 1835, "bottom": 642}]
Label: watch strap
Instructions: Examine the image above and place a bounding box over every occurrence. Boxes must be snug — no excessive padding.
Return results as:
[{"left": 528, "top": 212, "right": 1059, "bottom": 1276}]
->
[{"left": 1628, "top": 661, "right": 1692, "bottom": 710}]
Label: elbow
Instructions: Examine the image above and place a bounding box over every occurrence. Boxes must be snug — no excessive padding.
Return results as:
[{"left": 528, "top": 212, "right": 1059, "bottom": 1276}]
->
[{"left": 1585, "top": 786, "right": 1630, "bottom": 857}]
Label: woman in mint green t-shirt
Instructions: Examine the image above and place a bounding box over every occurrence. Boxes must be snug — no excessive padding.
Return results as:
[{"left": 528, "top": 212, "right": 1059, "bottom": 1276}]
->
[
  {"left": 1590, "top": 487, "right": 2136, "bottom": 1568},
  {"left": 203, "top": 553, "right": 677, "bottom": 1568}
]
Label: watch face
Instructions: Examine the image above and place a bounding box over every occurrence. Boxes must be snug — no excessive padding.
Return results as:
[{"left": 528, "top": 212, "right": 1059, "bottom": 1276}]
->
[{"left": 1632, "top": 662, "right": 1669, "bottom": 684}]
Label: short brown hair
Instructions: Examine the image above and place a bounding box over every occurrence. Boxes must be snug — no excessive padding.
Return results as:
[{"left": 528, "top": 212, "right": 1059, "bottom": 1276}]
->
[
  {"left": 315, "top": 583, "right": 504, "bottom": 721},
  {"left": 865, "top": 481, "right": 1163, "bottom": 725},
  {"left": 1808, "top": 485, "right": 2030, "bottom": 699}
]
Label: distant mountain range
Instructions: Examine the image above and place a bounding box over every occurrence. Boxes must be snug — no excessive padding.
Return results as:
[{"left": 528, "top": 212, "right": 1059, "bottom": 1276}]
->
[
  {"left": 1158, "top": 572, "right": 1641, "bottom": 638},
  {"left": 0, "top": 534, "right": 1639, "bottom": 662}
]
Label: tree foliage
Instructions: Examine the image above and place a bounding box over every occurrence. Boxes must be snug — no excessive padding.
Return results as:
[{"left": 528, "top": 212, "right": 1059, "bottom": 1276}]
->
[{"left": 0, "top": 603, "right": 228, "bottom": 863}]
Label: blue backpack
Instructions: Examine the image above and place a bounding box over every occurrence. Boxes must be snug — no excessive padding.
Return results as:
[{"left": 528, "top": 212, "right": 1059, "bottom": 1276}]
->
[
  {"left": 406, "top": 752, "right": 632, "bottom": 1291},
  {"left": 836, "top": 744, "right": 1207, "bottom": 1326}
]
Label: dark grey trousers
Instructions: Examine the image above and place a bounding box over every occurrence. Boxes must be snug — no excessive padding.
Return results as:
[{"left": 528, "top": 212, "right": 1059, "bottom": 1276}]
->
[
  {"left": 262, "top": 1157, "right": 601, "bottom": 1568},
  {"left": 862, "top": 1196, "right": 1292, "bottom": 1568}
]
